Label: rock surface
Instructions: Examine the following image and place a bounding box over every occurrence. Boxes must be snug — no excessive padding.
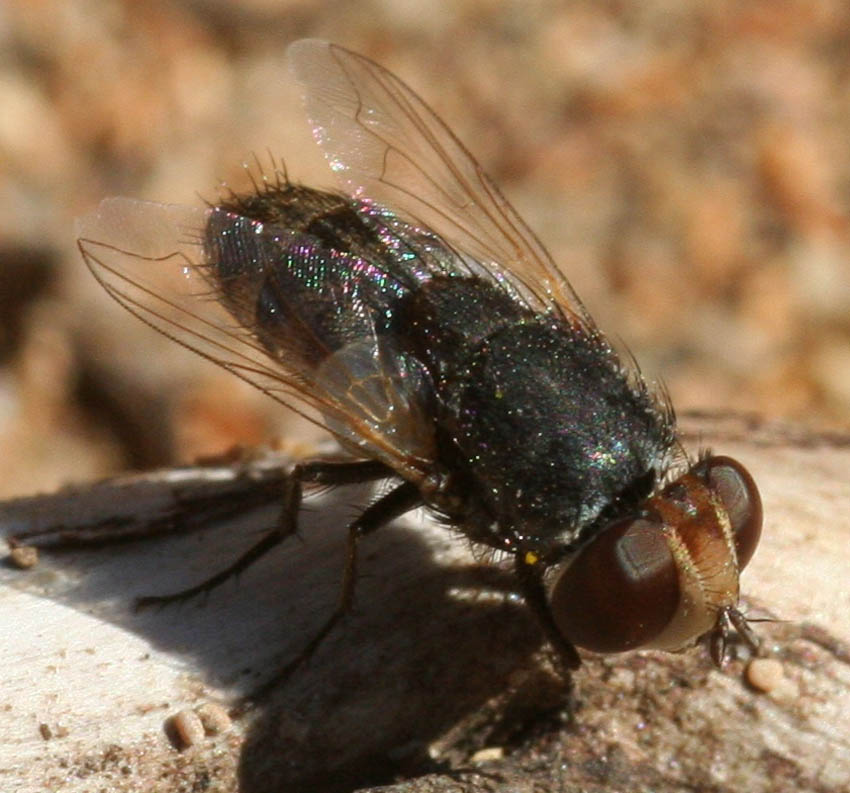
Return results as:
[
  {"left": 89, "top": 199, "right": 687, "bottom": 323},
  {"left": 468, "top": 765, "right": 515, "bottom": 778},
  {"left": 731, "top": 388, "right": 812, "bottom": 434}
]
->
[{"left": 1, "top": 414, "right": 848, "bottom": 792}]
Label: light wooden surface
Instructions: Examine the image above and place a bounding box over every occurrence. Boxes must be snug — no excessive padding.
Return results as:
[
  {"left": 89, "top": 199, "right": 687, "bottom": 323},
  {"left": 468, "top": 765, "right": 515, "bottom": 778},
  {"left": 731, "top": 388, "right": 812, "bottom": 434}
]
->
[{"left": 1, "top": 414, "right": 848, "bottom": 793}]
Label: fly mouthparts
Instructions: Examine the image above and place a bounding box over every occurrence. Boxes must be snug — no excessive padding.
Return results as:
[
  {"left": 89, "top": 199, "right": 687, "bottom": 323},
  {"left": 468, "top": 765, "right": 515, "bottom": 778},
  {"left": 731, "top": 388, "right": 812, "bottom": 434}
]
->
[{"left": 709, "top": 605, "right": 762, "bottom": 667}]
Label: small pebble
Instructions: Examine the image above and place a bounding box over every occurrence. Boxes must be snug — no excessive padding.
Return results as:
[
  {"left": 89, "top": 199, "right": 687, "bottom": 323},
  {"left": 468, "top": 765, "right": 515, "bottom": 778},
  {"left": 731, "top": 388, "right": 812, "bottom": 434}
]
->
[
  {"left": 171, "top": 709, "right": 205, "bottom": 748},
  {"left": 196, "top": 702, "right": 232, "bottom": 735},
  {"left": 746, "top": 657, "right": 785, "bottom": 692},
  {"left": 9, "top": 545, "right": 38, "bottom": 569},
  {"left": 38, "top": 723, "right": 52, "bottom": 740},
  {"left": 470, "top": 746, "right": 504, "bottom": 764}
]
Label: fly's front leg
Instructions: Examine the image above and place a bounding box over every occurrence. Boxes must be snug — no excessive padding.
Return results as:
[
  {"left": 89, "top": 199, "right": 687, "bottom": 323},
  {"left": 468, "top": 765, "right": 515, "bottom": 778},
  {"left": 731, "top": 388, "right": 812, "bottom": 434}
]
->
[
  {"left": 136, "top": 458, "right": 395, "bottom": 609},
  {"left": 514, "top": 552, "right": 582, "bottom": 673}
]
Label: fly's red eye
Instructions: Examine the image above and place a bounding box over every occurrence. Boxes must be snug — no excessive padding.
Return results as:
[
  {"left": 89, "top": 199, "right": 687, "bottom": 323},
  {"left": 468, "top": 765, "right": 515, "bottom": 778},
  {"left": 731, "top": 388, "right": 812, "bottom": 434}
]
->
[
  {"left": 549, "top": 517, "right": 679, "bottom": 653},
  {"left": 702, "top": 456, "right": 762, "bottom": 570}
]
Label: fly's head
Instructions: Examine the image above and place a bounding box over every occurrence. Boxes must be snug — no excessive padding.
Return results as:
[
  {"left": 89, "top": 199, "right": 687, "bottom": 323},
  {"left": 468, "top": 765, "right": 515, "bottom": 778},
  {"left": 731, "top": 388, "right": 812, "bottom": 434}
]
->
[{"left": 548, "top": 456, "right": 763, "bottom": 665}]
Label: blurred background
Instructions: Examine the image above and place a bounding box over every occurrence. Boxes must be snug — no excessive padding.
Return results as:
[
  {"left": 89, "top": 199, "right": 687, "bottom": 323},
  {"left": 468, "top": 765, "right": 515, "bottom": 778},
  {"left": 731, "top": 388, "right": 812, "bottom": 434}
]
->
[{"left": 0, "top": 0, "right": 848, "bottom": 499}]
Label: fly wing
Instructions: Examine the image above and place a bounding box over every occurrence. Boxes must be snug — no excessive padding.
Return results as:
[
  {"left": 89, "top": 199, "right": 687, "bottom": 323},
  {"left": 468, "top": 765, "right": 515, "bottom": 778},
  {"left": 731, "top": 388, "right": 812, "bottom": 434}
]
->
[
  {"left": 287, "top": 38, "right": 593, "bottom": 323},
  {"left": 78, "top": 197, "right": 437, "bottom": 480}
]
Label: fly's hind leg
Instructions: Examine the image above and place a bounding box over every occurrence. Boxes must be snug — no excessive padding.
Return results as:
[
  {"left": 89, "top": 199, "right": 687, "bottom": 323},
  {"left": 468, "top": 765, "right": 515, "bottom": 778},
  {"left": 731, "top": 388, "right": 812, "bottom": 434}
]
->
[
  {"left": 135, "top": 458, "right": 395, "bottom": 609},
  {"left": 238, "top": 479, "right": 423, "bottom": 708}
]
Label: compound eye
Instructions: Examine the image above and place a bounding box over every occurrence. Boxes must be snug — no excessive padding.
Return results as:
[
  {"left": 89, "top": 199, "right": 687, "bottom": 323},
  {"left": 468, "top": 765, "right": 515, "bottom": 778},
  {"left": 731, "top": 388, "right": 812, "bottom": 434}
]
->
[
  {"left": 703, "top": 456, "right": 762, "bottom": 570},
  {"left": 549, "top": 516, "right": 679, "bottom": 653}
]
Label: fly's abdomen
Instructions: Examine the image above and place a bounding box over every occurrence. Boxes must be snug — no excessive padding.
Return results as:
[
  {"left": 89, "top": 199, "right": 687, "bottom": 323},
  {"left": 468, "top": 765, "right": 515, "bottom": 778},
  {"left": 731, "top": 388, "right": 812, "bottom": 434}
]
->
[
  {"left": 203, "top": 185, "right": 411, "bottom": 369},
  {"left": 200, "top": 183, "right": 442, "bottom": 468}
]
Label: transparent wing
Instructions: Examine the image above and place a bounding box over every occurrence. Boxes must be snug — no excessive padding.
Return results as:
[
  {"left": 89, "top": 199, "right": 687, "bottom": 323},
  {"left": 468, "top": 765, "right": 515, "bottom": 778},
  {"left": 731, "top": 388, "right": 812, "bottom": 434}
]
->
[
  {"left": 78, "top": 197, "right": 436, "bottom": 480},
  {"left": 287, "top": 38, "right": 593, "bottom": 322}
]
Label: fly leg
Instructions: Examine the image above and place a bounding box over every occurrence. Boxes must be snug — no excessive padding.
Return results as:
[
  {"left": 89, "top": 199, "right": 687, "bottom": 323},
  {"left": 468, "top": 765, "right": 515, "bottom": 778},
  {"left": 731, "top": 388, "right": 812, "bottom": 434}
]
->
[
  {"left": 237, "top": 479, "right": 423, "bottom": 709},
  {"left": 514, "top": 553, "right": 581, "bottom": 672},
  {"left": 135, "top": 458, "right": 395, "bottom": 609}
]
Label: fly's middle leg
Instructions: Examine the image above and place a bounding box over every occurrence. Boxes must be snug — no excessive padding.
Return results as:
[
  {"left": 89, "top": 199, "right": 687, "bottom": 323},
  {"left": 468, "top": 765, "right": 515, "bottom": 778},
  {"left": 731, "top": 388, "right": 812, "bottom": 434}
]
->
[{"left": 236, "top": 478, "right": 423, "bottom": 709}]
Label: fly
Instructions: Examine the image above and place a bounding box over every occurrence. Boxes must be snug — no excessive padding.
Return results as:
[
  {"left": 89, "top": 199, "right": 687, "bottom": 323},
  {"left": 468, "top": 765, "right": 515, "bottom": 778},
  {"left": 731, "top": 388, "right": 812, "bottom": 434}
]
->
[{"left": 69, "top": 39, "right": 762, "bottom": 680}]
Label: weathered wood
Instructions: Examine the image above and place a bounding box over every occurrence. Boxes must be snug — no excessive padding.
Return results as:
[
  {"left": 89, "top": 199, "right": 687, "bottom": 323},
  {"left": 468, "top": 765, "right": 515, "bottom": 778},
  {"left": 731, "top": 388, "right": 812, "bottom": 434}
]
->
[{"left": 1, "top": 414, "right": 848, "bottom": 793}]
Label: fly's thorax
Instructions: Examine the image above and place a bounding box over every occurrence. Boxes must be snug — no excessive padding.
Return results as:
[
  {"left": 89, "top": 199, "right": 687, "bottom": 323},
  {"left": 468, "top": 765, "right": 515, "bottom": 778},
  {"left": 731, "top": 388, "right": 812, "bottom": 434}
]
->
[
  {"left": 441, "top": 320, "right": 676, "bottom": 543},
  {"left": 547, "top": 456, "right": 762, "bottom": 659}
]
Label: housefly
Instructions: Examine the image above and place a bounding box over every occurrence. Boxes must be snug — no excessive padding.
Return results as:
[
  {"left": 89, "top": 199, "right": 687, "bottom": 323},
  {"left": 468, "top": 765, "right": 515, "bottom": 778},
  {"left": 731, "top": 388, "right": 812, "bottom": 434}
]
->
[{"left": 74, "top": 39, "right": 762, "bottom": 677}]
